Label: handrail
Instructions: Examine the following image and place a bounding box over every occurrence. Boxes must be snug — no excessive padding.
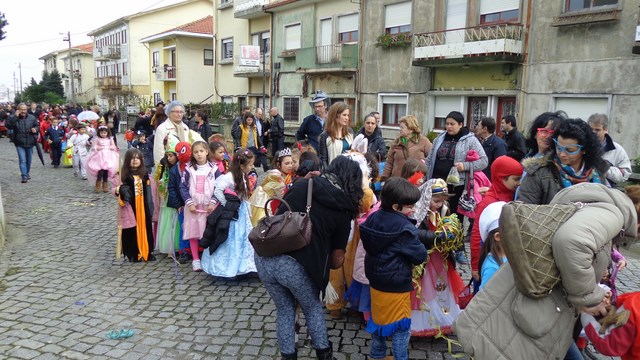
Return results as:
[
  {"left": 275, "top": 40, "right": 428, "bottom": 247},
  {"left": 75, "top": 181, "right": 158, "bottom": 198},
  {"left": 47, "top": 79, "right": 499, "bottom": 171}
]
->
[{"left": 414, "top": 23, "right": 524, "bottom": 47}]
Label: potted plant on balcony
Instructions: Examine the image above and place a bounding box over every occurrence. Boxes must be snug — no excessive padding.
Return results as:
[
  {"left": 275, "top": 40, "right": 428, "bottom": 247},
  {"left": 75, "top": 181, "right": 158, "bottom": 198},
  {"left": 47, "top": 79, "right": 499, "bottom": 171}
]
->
[{"left": 375, "top": 33, "right": 412, "bottom": 49}]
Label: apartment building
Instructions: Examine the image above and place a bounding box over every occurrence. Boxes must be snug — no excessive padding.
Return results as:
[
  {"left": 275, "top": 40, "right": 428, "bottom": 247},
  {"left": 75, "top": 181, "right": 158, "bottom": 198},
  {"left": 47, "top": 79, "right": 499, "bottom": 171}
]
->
[{"left": 38, "top": 43, "right": 96, "bottom": 104}]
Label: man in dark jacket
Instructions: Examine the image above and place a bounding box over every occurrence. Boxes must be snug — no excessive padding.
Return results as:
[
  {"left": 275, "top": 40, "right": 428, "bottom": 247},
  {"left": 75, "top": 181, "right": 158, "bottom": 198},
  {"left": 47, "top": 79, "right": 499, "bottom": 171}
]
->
[
  {"left": 269, "top": 106, "right": 285, "bottom": 157},
  {"left": 296, "top": 91, "right": 328, "bottom": 152},
  {"left": 6, "top": 103, "right": 39, "bottom": 183},
  {"left": 501, "top": 115, "right": 527, "bottom": 162},
  {"left": 476, "top": 116, "right": 507, "bottom": 179}
]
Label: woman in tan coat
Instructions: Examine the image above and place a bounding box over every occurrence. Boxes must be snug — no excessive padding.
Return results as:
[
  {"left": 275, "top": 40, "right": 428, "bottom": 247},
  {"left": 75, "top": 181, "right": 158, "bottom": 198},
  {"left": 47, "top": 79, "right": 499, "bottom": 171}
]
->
[{"left": 381, "top": 115, "right": 432, "bottom": 180}]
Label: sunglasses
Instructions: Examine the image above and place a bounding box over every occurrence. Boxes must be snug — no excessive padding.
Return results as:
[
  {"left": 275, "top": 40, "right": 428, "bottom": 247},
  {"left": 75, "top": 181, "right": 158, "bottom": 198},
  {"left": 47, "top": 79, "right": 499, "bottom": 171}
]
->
[
  {"left": 553, "top": 138, "right": 583, "bottom": 155},
  {"left": 537, "top": 128, "right": 554, "bottom": 135}
]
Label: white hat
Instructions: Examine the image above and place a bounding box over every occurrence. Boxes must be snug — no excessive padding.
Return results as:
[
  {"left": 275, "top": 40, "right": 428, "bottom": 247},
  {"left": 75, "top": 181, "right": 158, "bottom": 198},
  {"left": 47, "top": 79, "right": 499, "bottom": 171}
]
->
[{"left": 479, "top": 201, "right": 507, "bottom": 243}]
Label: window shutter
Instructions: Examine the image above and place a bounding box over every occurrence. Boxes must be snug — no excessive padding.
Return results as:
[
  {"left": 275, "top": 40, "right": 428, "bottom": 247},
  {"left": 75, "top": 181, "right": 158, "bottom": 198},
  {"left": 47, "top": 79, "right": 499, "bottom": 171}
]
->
[
  {"left": 435, "top": 96, "right": 462, "bottom": 117},
  {"left": 554, "top": 98, "right": 608, "bottom": 122},
  {"left": 385, "top": 1, "right": 412, "bottom": 28},
  {"left": 480, "top": 0, "right": 519, "bottom": 15},
  {"left": 285, "top": 24, "right": 301, "bottom": 50},
  {"left": 381, "top": 94, "right": 408, "bottom": 105},
  {"left": 338, "top": 13, "right": 358, "bottom": 33}
]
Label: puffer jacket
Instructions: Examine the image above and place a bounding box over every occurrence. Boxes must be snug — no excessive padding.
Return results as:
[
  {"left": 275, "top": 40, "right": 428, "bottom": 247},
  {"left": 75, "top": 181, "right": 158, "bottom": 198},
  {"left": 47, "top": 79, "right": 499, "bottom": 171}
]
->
[
  {"left": 381, "top": 135, "right": 432, "bottom": 180},
  {"left": 360, "top": 209, "right": 428, "bottom": 293},
  {"left": 550, "top": 183, "right": 638, "bottom": 306},
  {"left": 425, "top": 130, "right": 487, "bottom": 183},
  {"left": 6, "top": 113, "right": 38, "bottom": 147},
  {"left": 357, "top": 127, "right": 388, "bottom": 162}
]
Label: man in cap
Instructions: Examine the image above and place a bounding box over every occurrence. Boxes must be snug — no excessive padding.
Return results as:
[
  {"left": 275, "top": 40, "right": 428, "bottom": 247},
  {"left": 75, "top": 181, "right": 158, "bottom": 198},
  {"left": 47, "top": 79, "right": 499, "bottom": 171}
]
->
[{"left": 296, "top": 90, "right": 329, "bottom": 152}]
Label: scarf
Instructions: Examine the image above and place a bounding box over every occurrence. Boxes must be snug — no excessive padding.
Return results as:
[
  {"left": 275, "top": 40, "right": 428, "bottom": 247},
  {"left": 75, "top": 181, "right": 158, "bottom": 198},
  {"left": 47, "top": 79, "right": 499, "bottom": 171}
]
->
[
  {"left": 173, "top": 120, "right": 186, "bottom": 142},
  {"left": 554, "top": 156, "right": 603, "bottom": 188}
]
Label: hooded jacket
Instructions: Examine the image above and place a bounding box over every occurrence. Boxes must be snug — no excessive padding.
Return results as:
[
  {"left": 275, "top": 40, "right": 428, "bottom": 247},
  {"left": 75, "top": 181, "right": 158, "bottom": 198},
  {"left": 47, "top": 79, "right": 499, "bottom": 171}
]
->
[
  {"left": 360, "top": 209, "right": 428, "bottom": 293},
  {"left": 279, "top": 175, "right": 357, "bottom": 291},
  {"left": 425, "top": 129, "right": 488, "bottom": 184},
  {"left": 455, "top": 183, "right": 638, "bottom": 360},
  {"left": 357, "top": 126, "right": 388, "bottom": 162},
  {"left": 470, "top": 155, "right": 523, "bottom": 272}
]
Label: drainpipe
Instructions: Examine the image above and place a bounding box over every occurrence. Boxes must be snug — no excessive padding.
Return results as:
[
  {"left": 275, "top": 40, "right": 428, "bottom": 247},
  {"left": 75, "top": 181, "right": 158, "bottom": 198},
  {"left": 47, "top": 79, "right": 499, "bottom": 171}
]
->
[
  {"left": 519, "top": 0, "right": 533, "bottom": 124},
  {"left": 265, "top": 7, "right": 274, "bottom": 109},
  {"left": 357, "top": 0, "right": 365, "bottom": 121}
]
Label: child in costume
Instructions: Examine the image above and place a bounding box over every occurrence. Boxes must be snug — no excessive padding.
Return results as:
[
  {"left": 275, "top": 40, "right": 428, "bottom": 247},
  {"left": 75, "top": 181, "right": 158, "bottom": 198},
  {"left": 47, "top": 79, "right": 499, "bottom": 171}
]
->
[
  {"left": 68, "top": 123, "right": 91, "bottom": 179},
  {"left": 125, "top": 128, "right": 135, "bottom": 149},
  {"left": 132, "top": 130, "right": 154, "bottom": 174},
  {"left": 154, "top": 139, "right": 180, "bottom": 255},
  {"left": 201, "top": 148, "right": 257, "bottom": 278},
  {"left": 360, "top": 177, "right": 428, "bottom": 360},
  {"left": 409, "top": 178, "right": 465, "bottom": 337},
  {"left": 86, "top": 125, "right": 119, "bottom": 193},
  {"left": 169, "top": 141, "right": 191, "bottom": 263},
  {"left": 477, "top": 201, "right": 508, "bottom": 290},
  {"left": 43, "top": 117, "right": 66, "bottom": 168},
  {"left": 117, "top": 148, "right": 156, "bottom": 262},
  {"left": 179, "top": 141, "right": 219, "bottom": 272},
  {"left": 208, "top": 141, "right": 229, "bottom": 175},
  {"left": 250, "top": 148, "right": 294, "bottom": 225}
]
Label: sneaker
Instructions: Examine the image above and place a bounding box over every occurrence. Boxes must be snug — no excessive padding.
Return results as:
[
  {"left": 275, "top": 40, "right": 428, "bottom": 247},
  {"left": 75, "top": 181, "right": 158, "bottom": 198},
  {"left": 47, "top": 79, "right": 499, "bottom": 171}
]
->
[
  {"left": 455, "top": 250, "right": 470, "bottom": 265},
  {"left": 148, "top": 254, "right": 157, "bottom": 261},
  {"left": 192, "top": 260, "right": 203, "bottom": 272},
  {"left": 21, "top": 178, "right": 28, "bottom": 183}
]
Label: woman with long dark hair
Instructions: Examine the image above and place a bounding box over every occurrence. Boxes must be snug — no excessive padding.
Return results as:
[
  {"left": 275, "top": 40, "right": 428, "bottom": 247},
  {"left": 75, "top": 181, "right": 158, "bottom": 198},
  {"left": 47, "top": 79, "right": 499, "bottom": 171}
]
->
[{"left": 255, "top": 156, "right": 363, "bottom": 360}]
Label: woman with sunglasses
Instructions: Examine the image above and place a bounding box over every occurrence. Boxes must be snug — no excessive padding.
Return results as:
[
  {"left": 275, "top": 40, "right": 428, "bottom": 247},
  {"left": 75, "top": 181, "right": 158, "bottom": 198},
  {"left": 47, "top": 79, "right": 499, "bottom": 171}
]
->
[{"left": 518, "top": 118, "right": 609, "bottom": 205}]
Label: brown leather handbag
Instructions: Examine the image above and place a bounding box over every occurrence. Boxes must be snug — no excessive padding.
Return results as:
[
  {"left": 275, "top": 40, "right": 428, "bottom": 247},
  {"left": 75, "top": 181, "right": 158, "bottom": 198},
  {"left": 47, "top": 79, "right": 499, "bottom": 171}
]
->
[{"left": 249, "top": 178, "right": 313, "bottom": 257}]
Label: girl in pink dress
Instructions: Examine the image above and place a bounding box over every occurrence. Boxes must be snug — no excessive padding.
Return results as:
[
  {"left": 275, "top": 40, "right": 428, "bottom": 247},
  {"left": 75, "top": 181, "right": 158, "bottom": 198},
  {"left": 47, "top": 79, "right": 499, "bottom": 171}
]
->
[
  {"left": 178, "top": 141, "right": 218, "bottom": 272},
  {"left": 86, "top": 125, "right": 120, "bottom": 193}
]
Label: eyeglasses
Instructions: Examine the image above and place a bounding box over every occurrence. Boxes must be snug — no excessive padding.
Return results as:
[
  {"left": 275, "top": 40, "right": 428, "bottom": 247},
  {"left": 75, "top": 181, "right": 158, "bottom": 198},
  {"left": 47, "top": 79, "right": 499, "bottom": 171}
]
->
[
  {"left": 171, "top": 110, "right": 185, "bottom": 114},
  {"left": 553, "top": 138, "right": 583, "bottom": 155},
  {"left": 537, "top": 128, "right": 554, "bottom": 135}
]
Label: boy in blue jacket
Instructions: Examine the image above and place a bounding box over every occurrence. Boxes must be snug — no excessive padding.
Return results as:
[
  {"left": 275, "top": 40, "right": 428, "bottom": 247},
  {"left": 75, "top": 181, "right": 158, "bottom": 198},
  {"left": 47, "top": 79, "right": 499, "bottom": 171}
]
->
[
  {"left": 360, "top": 177, "right": 428, "bottom": 360},
  {"left": 132, "top": 130, "right": 154, "bottom": 174},
  {"left": 44, "top": 118, "right": 66, "bottom": 168}
]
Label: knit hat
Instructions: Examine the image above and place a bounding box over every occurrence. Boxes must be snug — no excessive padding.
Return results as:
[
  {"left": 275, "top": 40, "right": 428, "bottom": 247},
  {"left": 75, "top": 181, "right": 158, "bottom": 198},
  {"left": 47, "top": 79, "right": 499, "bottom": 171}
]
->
[
  {"left": 164, "top": 101, "right": 184, "bottom": 117},
  {"left": 479, "top": 201, "right": 507, "bottom": 242}
]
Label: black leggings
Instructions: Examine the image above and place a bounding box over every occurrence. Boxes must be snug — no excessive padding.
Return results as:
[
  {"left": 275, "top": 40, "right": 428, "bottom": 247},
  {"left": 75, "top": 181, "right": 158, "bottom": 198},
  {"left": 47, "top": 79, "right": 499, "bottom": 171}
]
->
[{"left": 97, "top": 169, "right": 108, "bottom": 182}]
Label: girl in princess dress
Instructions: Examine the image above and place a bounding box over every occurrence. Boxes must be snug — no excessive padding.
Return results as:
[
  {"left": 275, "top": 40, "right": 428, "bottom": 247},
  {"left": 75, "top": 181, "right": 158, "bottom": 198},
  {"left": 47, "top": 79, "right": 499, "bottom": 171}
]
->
[{"left": 86, "top": 125, "right": 120, "bottom": 193}]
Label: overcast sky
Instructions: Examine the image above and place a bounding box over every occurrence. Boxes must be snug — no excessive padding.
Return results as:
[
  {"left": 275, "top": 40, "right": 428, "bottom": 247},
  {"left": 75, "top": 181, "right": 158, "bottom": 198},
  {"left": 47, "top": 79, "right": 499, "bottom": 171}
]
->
[{"left": 0, "top": 0, "right": 185, "bottom": 102}]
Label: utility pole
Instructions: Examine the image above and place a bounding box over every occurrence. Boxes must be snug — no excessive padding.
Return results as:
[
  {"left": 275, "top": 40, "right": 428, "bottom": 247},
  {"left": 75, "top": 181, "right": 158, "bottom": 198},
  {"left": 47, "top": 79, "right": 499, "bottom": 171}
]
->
[
  {"left": 63, "top": 31, "right": 75, "bottom": 103},
  {"left": 13, "top": 71, "right": 17, "bottom": 98},
  {"left": 18, "top": 63, "right": 23, "bottom": 94}
]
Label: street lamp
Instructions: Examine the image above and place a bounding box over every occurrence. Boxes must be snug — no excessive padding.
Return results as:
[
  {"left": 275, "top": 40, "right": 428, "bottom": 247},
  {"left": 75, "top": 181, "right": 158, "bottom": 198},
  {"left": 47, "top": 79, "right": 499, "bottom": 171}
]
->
[{"left": 62, "top": 31, "right": 75, "bottom": 103}]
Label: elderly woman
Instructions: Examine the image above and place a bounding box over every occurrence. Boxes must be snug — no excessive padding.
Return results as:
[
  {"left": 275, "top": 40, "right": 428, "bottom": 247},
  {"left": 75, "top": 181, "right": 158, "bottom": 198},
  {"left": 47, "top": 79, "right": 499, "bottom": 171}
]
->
[
  {"left": 454, "top": 182, "right": 639, "bottom": 359},
  {"left": 318, "top": 102, "right": 354, "bottom": 169},
  {"left": 255, "top": 156, "right": 363, "bottom": 360},
  {"left": 381, "top": 115, "right": 432, "bottom": 180},
  {"left": 518, "top": 118, "right": 609, "bottom": 205},
  {"left": 425, "top": 111, "right": 487, "bottom": 264},
  {"left": 153, "top": 101, "right": 203, "bottom": 167},
  {"left": 357, "top": 112, "right": 387, "bottom": 161}
]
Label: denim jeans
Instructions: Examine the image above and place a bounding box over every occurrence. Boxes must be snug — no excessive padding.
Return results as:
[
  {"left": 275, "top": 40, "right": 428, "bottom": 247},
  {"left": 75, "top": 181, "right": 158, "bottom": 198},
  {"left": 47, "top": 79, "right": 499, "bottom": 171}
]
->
[
  {"left": 370, "top": 327, "right": 411, "bottom": 360},
  {"left": 564, "top": 342, "right": 584, "bottom": 360},
  {"left": 16, "top": 146, "right": 34, "bottom": 179}
]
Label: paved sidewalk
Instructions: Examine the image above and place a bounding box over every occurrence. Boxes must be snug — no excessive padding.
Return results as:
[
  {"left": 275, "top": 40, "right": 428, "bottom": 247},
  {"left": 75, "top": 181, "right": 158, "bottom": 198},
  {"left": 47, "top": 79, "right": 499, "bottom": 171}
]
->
[{"left": 0, "top": 135, "right": 634, "bottom": 359}]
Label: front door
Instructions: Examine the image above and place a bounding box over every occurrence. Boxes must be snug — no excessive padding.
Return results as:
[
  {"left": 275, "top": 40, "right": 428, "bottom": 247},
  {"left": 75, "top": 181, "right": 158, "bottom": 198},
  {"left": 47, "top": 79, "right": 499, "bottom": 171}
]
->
[{"left": 467, "top": 97, "right": 488, "bottom": 131}]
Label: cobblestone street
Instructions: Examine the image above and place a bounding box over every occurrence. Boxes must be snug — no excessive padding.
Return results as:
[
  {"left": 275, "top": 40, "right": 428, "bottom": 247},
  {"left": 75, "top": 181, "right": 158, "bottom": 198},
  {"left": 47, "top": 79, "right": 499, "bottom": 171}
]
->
[{"left": 0, "top": 136, "right": 637, "bottom": 359}]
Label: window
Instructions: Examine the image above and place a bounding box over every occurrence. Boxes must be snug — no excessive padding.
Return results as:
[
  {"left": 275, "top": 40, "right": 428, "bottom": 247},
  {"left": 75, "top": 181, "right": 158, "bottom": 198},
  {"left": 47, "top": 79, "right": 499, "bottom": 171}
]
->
[
  {"left": 152, "top": 51, "right": 159, "bottom": 67},
  {"left": 565, "top": 0, "right": 618, "bottom": 13},
  {"left": 385, "top": 1, "right": 412, "bottom": 35},
  {"left": 204, "top": 49, "right": 213, "bottom": 66},
  {"left": 123, "top": 62, "right": 128, "bottom": 75},
  {"left": 221, "top": 96, "right": 233, "bottom": 104},
  {"left": 122, "top": 30, "right": 127, "bottom": 44},
  {"left": 434, "top": 96, "right": 462, "bottom": 129},
  {"left": 379, "top": 94, "right": 408, "bottom": 126},
  {"left": 252, "top": 32, "right": 270, "bottom": 54},
  {"left": 284, "top": 23, "right": 302, "bottom": 50},
  {"left": 553, "top": 96, "right": 609, "bottom": 121},
  {"left": 154, "top": 93, "right": 161, "bottom": 106},
  {"left": 221, "top": 38, "right": 233, "bottom": 61},
  {"left": 338, "top": 14, "right": 359, "bottom": 43},
  {"left": 283, "top": 97, "right": 300, "bottom": 122},
  {"left": 480, "top": 0, "right": 520, "bottom": 24}
]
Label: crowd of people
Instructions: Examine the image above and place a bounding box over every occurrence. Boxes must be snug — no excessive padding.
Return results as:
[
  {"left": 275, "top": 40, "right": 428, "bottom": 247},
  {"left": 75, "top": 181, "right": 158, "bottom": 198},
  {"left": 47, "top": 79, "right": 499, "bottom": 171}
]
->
[{"left": 2, "top": 95, "right": 639, "bottom": 360}]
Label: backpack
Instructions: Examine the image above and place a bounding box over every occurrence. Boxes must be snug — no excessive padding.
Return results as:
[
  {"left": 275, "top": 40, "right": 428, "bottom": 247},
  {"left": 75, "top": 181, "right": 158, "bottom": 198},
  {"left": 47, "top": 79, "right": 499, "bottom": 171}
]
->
[{"left": 499, "top": 202, "right": 579, "bottom": 299}]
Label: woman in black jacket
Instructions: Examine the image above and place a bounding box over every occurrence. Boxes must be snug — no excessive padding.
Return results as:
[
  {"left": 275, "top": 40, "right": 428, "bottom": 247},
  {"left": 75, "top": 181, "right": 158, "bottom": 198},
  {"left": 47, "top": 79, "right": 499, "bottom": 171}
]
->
[
  {"left": 189, "top": 111, "right": 212, "bottom": 142},
  {"left": 255, "top": 156, "right": 363, "bottom": 360}
]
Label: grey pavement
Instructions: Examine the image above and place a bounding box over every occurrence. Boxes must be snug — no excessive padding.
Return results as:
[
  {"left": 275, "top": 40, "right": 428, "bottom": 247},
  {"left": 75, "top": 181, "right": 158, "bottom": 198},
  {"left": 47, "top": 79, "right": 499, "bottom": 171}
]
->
[{"left": 0, "top": 135, "right": 636, "bottom": 359}]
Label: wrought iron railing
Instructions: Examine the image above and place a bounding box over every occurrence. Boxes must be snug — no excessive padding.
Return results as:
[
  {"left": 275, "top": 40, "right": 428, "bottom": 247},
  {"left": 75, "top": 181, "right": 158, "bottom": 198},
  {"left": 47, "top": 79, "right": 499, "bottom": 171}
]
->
[{"left": 414, "top": 23, "right": 524, "bottom": 47}]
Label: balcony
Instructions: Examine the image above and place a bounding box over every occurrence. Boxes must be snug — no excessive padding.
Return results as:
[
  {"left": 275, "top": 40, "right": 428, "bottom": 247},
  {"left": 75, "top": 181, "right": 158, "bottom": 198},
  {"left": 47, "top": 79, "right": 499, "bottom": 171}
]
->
[
  {"left": 234, "top": 54, "right": 271, "bottom": 78},
  {"left": 153, "top": 65, "right": 177, "bottom": 81},
  {"left": 233, "top": 0, "right": 276, "bottom": 19},
  {"left": 294, "top": 44, "right": 358, "bottom": 76},
  {"left": 95, "top": 45, "right": 122, "bottom": 60},
  {"left": 412, "top": 23, "right": 524, "bottom": 67},
  {"left": 95, "top": 76, "right": 122, "bottom": 89}
]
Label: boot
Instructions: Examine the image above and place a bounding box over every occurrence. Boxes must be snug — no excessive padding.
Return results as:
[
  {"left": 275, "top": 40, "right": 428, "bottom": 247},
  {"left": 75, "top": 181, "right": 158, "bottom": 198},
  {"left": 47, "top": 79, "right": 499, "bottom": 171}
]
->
[
  {"left": 315, "top": 342, "right": 335, "bottom": 360},
  {"left": 103, "top": 181, "right": 109, "bottom": 193},
  {"left": 95, "top": 180, "right": 101, "bottom": 193},
  {"left": 281, "top": 350, "right": 297, "bottom": 360}
]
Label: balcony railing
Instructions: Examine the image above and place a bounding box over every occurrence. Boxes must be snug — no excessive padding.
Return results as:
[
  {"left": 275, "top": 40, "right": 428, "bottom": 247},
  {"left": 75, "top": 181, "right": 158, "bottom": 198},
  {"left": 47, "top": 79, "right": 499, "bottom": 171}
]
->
[
  {"left": 294, "top": 44, "right": 358, "bottom": 73},
  {"left": 153, "top": 65, "right": 176, "bottom": 81},
  {"left": 95, "top": 45, "right": 122, "bottom": 60},
  {"left": 233, "top": 0, "right": 277, "bottom": 18},
  {"left": 413, "top": 23, "right": 524, "bottom": 66},
  {"left": 95, "top": 76, "right": 121, "bottom": 89},
  {"left": 234, "top": 54, "right": 271, "bottom": 78}
]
